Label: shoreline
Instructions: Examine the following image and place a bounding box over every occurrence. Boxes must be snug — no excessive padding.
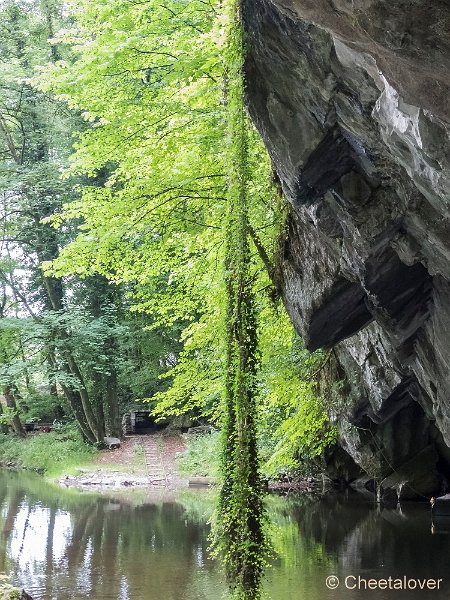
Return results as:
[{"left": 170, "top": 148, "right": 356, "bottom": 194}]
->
[{"left": 1, "top": 432, "right": 327, "bottom": 494}]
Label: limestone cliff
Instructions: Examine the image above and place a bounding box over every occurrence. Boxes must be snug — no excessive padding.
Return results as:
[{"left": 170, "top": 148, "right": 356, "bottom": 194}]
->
[{"left": 244, "top": 0, "right": 450, "bottom": 497}]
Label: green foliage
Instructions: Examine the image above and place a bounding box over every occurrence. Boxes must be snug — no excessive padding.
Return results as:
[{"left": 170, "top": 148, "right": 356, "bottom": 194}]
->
[
  {"left": 258, "top": 309, "right": 337, "bottom": 477},
  {"left": 0, "top": 425, "right": 96, "bottom": 475},
  {"left": 150, "top": 311, "right": 225, "bottom": 421},
  {"left": 177, "top": 432, "right": 221, "bottom": 478},
  {"left": 35, "top": 0, "right": 225, "bottom": 299},
  {"left": 0, "top": 575, "right": 21, "bottom": 600},
  {"left": 0, "top": 0, "right": 188, "bottom": 443},
  {"left": 23, "top": 392, "right": 62, "bottom": 423},
  {"left": 0, "top": 407, "right": 19, "bottom": 426}
]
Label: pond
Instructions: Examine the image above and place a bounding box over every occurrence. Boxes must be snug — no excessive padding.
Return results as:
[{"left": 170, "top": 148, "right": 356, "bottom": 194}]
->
[{"left": 1, "top": 471, "right": 449, "bottom": 599}]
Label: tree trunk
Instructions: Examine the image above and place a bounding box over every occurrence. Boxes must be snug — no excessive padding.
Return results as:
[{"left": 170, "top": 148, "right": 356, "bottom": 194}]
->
[
  {"left": 64, "top": 352, "right": 102, "bottom": 441},
  {"left": 47, "top": 349, "right": 97, "bottom": 443},
  {"left": 59, "top": 383, "right": 97, "bottom": 444},
  {"left": 106, "top": 369, "right": 120, "bottom": 438},
  {"left": 92, "top": 370, "right": 105, "bottom": 442},
  {"left": 46, "top": 353, "right": 59, "bottom": 400},
  {"left": 3, "top": 386, "right": 25, "bottom": 436},
  {"left": 43, "top": 273, "right": 102, "bottom": 442},
  {"left": 217, "top": 0, "right": 266, "bottom": 596},
  {"left": 0, "top": 402, "right": 8, "bottom": 434}
]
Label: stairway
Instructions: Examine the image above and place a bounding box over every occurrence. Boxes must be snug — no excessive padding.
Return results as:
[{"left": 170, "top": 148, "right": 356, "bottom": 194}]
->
[{"left": 140, "top": 434, "right": 167, "bottom": 486}]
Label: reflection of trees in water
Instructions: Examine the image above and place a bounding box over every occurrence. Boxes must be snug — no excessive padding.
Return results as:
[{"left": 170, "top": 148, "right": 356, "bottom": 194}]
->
[
  {"left": 3, "top": 474, "right": 450, "bottom": 600},
  {"left": 0, "top": 487, "right": 26, "bottom": 573},
  {"left": 0, "top": 471, "right": 220, "bottom": 599}
]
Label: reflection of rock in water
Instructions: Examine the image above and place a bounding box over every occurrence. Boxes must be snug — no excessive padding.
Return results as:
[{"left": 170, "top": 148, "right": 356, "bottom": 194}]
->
[
  {"left": 431, "top": 494, "right": 450, "bottom": 516},
  {"left": 431, "top": 516, "right": 450, "bottom": 535},
  {"left": 3, "top": 471, "right": 450, "bottom": 599},
  {"left": 289, "top": 492, "right": 449, "bottom": 581}
]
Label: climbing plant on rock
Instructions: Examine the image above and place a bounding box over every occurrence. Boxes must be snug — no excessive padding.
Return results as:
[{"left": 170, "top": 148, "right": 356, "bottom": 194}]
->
[{"left": 216, "top": 0, "right": 267, "bottom": 597}]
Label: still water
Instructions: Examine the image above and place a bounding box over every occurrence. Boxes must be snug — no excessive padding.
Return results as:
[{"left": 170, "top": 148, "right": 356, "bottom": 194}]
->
[{"left": 1, "top": 471, "right": 449, "bottom": 600}]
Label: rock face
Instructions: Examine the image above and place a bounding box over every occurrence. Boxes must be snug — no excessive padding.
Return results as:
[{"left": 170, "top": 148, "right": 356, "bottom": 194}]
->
[{"left": 244, "top": 0, "right": 450, "bottom": 495}]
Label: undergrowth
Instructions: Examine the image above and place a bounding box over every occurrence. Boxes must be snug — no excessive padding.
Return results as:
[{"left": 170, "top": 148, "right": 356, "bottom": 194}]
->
[
  {"left": 0, "top": 425, "right": 96, "bottom": 476},
  {"left": 177, "top": 431, "right": 221, "bottom": 479},
  {"left": 0, "top": 577, "right": 21, "bottom": 600}
]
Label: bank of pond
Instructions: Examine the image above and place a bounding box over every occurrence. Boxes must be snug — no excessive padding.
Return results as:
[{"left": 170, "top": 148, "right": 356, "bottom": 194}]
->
[{"left": 1, "top": 470, "right": 449, "bottom": 600}]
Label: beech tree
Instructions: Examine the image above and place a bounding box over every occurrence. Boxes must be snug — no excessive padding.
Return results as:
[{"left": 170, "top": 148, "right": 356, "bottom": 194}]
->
[{"left": 0, "top": 0, "right": 180, "bottom": 441}]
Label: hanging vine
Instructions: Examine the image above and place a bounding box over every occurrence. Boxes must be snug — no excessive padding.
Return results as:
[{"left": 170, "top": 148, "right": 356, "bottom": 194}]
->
[{"left": 216, "top": 0, "right": 267, "bottom": 597}]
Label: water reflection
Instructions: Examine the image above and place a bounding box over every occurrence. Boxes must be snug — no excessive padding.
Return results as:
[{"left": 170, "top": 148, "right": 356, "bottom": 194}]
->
[
  {"left": 1, "top": 473, "right": 450, "bottom": 599},
  {"left": 0, "top": 472, "right": 222, "bottom": 600},
  {"left": 265, "top": 493, "right": 450, "bottom": 599}
]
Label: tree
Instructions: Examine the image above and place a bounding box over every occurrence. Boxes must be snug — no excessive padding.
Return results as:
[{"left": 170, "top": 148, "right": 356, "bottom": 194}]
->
[
  {"left": 215, "top": 1, "right": 267, "bottom": 596},
  {"left": 0, "top": 0, "right": 101, "bottom": 441},
  {"left": 0, "top": 0, "right": 183, "bottom": 442},
  {"left": 31, "top": 0, "right": 336, "bottom": 595}
]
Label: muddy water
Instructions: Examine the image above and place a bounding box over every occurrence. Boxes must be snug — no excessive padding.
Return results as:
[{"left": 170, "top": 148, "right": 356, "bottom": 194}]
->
[{"left": 1, "top": 471, "right": 449, "bottom": 599}]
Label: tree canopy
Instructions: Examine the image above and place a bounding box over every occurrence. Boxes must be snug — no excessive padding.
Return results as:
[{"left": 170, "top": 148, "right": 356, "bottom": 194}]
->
[{"left": 0, "top": 0, "right": 337, "bottom": 596}]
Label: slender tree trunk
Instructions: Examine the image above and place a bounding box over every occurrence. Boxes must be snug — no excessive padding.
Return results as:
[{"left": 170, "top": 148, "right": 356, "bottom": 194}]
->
[
  {"left": 64, "top": 352, "right": 102, "bottom": 441},
  {"left": 47, "top": 349, "right": 97, "bottom": 443},
  {"left": 60, "top": 384, "right": 97, "bottom": 444},
  {"left": 218, "top": 0, "right": 266, "bottom": 597},
  {"left": 18, "top": 338, "right": 32, "bottom": 395},
  {"left": 0, "top": 403, "right": 8, "bottom": 434},
  {"left": 92, "top": 370, "right": 105, "bottom": 441},
  {"left": 46, "top": 352, "right": 59, "bottom": 400},
  {"left": 105, "top": 371, "right": 120, "bottom": 438},
  {"left": 105, "top": 336, "right": 120, "bottom": 438},
  {"left": 43, "top": 273, "right": 102, "bottom": 442},
  {"left": 3, "top": 386, "right": 26, "bottom": 436}
]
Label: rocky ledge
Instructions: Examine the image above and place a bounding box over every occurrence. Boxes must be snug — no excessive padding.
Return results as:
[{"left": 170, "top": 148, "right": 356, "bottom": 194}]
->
[
  {"left": 59, "top": 470, "right": 150, "bottom": 490},
  {"left": 244, "top": 0, "right": 450, "bottom": 498}
]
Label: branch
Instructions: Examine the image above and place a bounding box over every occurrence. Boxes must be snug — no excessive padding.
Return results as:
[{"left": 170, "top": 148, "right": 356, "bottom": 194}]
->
[
  {"left": 129, "top": 47, "right": 178, "bottom": 60},
  {"left": 0, "top": 268, "right": 37, "bottom": 318}
]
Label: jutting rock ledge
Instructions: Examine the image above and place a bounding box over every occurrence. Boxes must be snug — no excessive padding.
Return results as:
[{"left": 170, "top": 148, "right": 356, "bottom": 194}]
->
[{"left": 244, "top": 0, "right": 450, "bottom": 498}]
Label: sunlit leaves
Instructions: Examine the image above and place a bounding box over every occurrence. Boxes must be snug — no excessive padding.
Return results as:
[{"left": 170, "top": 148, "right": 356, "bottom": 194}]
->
[{"left": 34, "top": 0, "right": 335, "bottom": 475}]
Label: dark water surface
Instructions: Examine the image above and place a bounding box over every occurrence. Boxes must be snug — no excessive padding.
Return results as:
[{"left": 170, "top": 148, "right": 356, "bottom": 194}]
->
[{"left": 1, "top": 471, "right": 449, "bottom": 599}]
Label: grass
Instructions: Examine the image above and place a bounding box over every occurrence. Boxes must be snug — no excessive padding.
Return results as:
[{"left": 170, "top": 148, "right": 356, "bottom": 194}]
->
[
  {"left": 0, "top": 425, "right": 97, "bottom": 478},
  {"left": 177, "top": 431, "right": 221, "bottom": 479}
]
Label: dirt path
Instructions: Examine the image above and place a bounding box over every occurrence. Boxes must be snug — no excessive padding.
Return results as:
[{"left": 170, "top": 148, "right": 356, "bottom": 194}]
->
[
  {"left": 94, "top": 435, "right": 145, "bottom": 470},
  {"left": 139, "top": 433, "right": 188, "bottom": 487},
  {"left": 59, "top": 432, "right": 188, "bottom": 490}
]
